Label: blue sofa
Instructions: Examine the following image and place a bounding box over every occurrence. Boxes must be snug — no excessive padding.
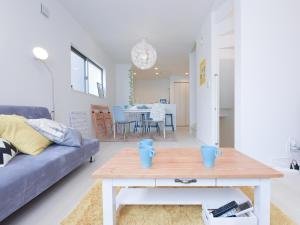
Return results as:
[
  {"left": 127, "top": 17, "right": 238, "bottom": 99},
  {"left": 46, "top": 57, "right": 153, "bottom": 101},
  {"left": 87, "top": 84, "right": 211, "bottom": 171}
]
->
[{"left": 0, "top": 106, "right": 99, "bottom": 221}]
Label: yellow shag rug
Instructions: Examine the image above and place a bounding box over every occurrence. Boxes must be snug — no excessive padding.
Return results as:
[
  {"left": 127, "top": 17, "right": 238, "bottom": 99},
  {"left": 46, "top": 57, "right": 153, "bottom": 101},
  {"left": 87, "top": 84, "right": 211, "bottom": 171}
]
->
[{"left": 61, "top": 183, "right": 296, "bottom": 225}]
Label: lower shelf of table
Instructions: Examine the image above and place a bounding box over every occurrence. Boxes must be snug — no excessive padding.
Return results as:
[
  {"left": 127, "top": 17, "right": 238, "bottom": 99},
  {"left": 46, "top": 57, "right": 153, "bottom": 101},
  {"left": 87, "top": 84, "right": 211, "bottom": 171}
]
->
[{"left": 116, "top": 187, "right": 250, "bottom": 209}]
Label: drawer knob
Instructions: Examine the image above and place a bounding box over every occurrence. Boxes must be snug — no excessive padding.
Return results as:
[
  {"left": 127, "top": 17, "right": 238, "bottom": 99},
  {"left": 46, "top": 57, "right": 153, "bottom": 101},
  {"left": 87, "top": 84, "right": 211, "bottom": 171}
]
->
[{"left": 174, "top": 179, "right": 197, "bottom": 184}]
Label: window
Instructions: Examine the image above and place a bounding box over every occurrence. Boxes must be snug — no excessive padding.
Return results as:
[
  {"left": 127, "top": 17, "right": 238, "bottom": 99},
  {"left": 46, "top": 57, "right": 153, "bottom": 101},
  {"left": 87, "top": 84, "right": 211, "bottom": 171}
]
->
[
  {"left": 70, "top": 47, "right": 105, "bottom": 97},
  {"left": 71, "top": 50, "right": 85, "bottom": 92}
]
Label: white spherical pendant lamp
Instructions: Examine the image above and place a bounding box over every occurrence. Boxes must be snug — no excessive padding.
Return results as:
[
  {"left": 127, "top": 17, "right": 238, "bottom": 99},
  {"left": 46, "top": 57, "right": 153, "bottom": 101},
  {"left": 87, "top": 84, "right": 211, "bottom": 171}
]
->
[{"left": 131, "top": 39, "right": 157, "bottom": 70}]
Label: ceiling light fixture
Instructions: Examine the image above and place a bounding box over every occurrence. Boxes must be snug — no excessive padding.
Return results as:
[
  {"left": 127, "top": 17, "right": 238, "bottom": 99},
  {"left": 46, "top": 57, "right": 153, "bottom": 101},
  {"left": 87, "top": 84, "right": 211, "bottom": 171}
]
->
[
  {"left": 154, "top": 67, "right": 158, "bottom": 70},
  {"left": 185, "top": 72, "right": 189, "bottom": 75},
  {"left": 131, "top": 39, "right": 157, "bottom": 70},
  {"left": 155, "top": 72, "right": 159, "bottom": 75}
]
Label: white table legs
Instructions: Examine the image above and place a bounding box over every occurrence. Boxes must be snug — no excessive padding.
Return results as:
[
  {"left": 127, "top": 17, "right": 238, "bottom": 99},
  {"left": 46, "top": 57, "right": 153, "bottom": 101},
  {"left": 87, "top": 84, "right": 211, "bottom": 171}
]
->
[
  {"left": 103, "top": 179, "right": 116, "bottom": 225},
  {"left": 102, "top": 178, "right": 271, "bottom": 225},
  {"left": 254, "top": 179, "right": 271, "bottom": 225}
]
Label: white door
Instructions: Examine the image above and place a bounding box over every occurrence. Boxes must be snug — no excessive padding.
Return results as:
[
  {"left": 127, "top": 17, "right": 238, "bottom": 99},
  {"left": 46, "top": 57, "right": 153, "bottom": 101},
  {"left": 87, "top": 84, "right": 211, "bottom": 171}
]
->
[{"left": 174, "top": 82, "right": 189, "bottom": 127}]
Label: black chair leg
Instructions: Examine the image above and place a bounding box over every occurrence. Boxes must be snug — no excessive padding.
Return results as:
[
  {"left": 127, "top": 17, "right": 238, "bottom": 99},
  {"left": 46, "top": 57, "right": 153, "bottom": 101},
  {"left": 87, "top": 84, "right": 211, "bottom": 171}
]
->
[
  {"left": 134, "top": 121, "right": 138, "bottom": 133},
  {"left": 157, "top": 123, "right": 161, "bottom": 135},
  {"left": 165, "top": 114, "right": 175, "bottom": 132},
  {"left": 171, "top": 115, "right": 174, "bottom": 132},
  {"left": 90, "top": 156, "right": 95, "bottom": 163}
]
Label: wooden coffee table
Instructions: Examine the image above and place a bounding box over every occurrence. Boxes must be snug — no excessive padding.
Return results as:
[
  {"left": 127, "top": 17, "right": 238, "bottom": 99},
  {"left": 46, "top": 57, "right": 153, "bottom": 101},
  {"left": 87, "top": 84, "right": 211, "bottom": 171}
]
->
[{"left": 92, "top": 147, "right": 283, "bottom": 225}]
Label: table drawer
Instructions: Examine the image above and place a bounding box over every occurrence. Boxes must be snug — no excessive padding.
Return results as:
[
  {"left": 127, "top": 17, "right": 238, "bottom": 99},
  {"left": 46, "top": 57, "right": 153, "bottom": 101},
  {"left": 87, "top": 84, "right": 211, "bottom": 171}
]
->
[{"left": 156, "top": 178, "right": 215, "bottom": 186}]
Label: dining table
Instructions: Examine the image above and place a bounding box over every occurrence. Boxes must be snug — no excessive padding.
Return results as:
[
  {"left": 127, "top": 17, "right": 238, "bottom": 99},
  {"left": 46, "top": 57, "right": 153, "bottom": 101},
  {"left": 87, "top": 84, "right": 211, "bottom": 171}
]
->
[
  {"left": 112, "top": 104, "right": 176, "bottom": 139},
  {"left": 123, "top": 107, "right": 152, "bottom": 136}
]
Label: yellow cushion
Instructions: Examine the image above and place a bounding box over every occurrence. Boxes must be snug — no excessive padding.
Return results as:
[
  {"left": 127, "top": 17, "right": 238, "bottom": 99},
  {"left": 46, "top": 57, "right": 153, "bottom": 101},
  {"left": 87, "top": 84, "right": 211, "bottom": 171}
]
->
[{"left": 0, "top": 115, "right": 52, "bottom": 155}]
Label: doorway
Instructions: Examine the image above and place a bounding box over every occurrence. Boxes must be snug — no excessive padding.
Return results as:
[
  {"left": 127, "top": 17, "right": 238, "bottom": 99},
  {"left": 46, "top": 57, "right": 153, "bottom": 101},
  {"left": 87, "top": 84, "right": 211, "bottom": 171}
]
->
[
  {"left": 219, "top": 53, "right": 234, "bottom": 147},
  {"left": 211, "top": 0, "right": 235, "bottom": 147},
  {"left": 173, "top": 82, "right": 189, "bottom": 127}
]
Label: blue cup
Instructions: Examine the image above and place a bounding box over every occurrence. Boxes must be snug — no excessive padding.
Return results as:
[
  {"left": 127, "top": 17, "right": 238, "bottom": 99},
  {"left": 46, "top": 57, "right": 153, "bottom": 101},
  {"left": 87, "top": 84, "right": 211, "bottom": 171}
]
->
[
  {"left": 139, "top": 139, "right": 153, "bottom": 147},
  {"left": 201, "top": 145, "right": 222, "bottom": 168},
  {"left": 139, "top": 145, "right": 155, "bottom": 168}
]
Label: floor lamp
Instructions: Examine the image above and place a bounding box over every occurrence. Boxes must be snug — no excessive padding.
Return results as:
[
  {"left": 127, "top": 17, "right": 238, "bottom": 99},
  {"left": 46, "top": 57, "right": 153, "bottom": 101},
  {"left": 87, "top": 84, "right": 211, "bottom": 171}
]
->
[{"left": 32, "top": 47, "right": 55, "bottom": 120}]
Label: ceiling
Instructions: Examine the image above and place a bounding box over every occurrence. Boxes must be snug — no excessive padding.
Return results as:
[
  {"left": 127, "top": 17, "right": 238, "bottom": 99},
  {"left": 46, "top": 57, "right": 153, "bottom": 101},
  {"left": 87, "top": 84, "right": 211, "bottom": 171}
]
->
[{"left": 58, "top": 0, "right": 213, "bottom": 79}]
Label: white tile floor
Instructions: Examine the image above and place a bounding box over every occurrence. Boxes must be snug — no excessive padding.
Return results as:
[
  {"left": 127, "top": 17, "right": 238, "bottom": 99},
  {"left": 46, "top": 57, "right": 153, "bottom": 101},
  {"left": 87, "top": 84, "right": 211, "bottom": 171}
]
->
[{"left": 2, "top": 128, "right": 300, "bottom": 225}]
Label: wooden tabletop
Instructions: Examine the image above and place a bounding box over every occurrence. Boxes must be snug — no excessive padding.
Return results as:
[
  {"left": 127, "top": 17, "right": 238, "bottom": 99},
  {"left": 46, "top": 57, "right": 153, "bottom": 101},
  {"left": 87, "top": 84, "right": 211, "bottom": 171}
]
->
[{"left": 92, "top": 148, "right": 283, "bottom": 179}]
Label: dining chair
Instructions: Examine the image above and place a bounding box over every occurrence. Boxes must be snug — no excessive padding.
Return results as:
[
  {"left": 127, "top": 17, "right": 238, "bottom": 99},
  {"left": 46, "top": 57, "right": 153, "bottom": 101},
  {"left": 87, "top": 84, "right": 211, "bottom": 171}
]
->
[
  {"left": 112, "top": 106, "right": 136, "bottom": 140},
  {"left": 165, "top": 113, "right": 175, "bottom": 132},
  {"left": 141, "top": 112, "right": 152, "bottom": 135},
  {"left": 134, "top": 113, "right": 146, "bottom": 133},
  {"left": 144, "top": 104, "right": 166, "bottom": 139}
]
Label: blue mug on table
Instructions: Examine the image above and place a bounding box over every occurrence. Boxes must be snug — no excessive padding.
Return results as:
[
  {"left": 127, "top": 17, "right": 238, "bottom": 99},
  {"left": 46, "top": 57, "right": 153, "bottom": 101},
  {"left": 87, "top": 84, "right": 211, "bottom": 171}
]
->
[
  {"left": 201, "top": 145, "right": 222, "bottom": 168},
  {"left": 139, "top": 139, "right": 153, "bottom": 147},
  {"left": 139, "top": 145, "right": 155, "bottom": 168}
]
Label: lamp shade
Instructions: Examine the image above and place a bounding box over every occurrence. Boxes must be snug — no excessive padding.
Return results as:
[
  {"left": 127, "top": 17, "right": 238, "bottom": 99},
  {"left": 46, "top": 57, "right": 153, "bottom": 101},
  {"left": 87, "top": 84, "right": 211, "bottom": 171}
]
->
[
  {"left": 131, "top": 39, "right": 157, "bottom": 70},
  {"left": 33, "top": 47, "right": 48, "bottom": 60}
]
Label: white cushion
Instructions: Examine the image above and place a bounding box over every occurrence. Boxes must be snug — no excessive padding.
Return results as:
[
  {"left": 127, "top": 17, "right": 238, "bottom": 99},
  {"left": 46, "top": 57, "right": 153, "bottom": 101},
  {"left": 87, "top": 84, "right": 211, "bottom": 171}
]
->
[{"left": 26, "top": 119, "right": 82, "bottom": 147}]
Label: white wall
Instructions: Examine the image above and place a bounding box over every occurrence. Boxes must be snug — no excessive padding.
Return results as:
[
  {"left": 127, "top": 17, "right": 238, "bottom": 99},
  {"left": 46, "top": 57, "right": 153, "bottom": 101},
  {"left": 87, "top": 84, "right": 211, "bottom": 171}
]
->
[
  {"left": 195, "top": 14, "right": 215, "bottom": 145},
  {"left": 0, "top": 0, "right": 116, "bottom": 137},
  {"left": 189, "top": 50, "right": 197, "bottom": 133},
  {"left": 234, "top": 0, "right": 300, "bottom": 163},
  {"left": 115, "top": 64, "right": 131, "bottom": 105},
  {"left": 134, "top": 78, "right": 170, "bottom": 104}
]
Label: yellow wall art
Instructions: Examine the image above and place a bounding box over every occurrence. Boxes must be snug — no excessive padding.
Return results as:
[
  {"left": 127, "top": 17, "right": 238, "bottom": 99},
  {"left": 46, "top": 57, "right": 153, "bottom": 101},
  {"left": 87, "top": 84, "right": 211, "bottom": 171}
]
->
[{"left": 200, "top": 59, "right": 206, "bottom": 86}]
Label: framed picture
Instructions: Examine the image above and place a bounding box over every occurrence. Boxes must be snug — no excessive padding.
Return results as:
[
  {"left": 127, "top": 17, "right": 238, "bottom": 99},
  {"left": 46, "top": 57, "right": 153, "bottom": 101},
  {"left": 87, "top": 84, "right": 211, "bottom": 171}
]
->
[
  {"left": 200, "top": 59, "right": 206, "bottom": 86},
  {"left": 160, "top": 99, "right": 167, "bottom": 104}
]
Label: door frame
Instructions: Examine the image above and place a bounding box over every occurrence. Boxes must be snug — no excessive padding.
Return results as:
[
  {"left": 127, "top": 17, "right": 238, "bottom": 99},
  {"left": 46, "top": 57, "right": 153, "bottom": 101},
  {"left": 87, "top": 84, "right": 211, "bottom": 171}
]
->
[{"left": 211, "top": 0, "right": 235, "bottom": 147}]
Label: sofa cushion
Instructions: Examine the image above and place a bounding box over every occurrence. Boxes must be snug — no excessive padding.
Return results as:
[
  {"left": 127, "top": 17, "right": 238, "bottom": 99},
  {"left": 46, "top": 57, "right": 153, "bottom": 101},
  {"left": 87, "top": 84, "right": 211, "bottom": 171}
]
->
[
  {"left": 26, "top": 119, "right": 82, "bottom": 147},
  {"left": 0, "top": 138, "right": 18, "bottom": 167},
  {"left": 0, "top": 115, "right": 52, "bottom": 155}
]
